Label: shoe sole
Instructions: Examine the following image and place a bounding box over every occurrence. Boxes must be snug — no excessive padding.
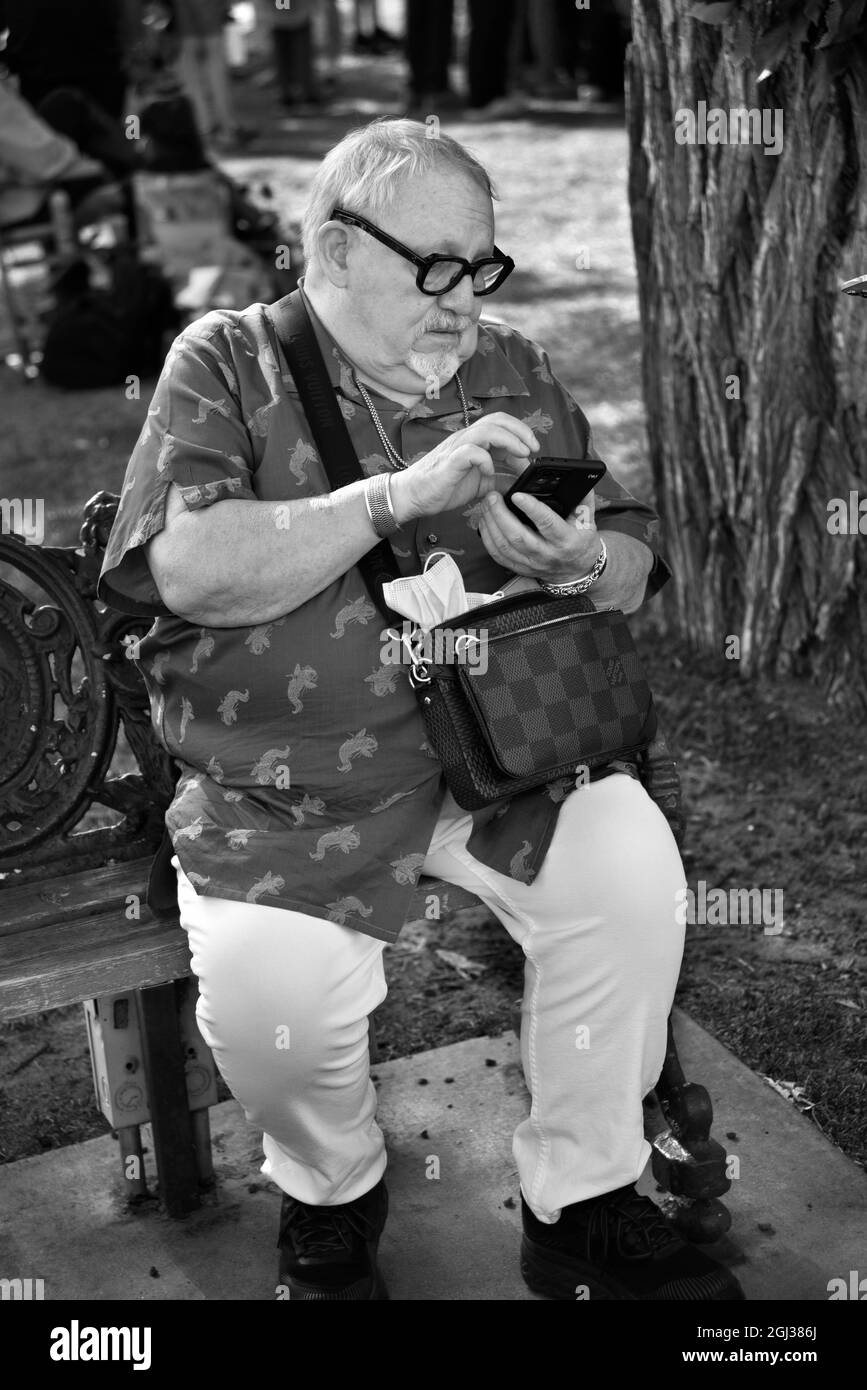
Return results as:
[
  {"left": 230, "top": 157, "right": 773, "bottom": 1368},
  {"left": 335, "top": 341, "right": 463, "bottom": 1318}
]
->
[{"left": 521, "top": 1237, "right": 745, "bottom": 1302}]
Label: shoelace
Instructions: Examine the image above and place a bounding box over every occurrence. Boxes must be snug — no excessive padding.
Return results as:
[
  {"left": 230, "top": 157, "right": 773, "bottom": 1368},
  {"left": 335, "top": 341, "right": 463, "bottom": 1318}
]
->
[
  {"left": 582, "top": 1190, "right": 680, "bottom": 1264},
  {"left": 279, "top": 1198, "right": 378, "bottom": 1262}
]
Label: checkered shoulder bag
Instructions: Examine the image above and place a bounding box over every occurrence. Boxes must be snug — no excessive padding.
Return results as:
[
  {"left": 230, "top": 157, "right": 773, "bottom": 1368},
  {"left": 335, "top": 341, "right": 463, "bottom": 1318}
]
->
[
  {"left": 273, "top": 290, "right": 658, "bottom": 811},
  {"left": 407, "top": 588, "right": 657, "bottom": 809}
]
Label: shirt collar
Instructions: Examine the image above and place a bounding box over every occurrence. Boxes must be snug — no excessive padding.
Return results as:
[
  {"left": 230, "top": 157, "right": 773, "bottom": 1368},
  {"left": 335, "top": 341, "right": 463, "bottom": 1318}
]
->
[{"left": 293, "top": 282, "right": 530, "bottom": 420}]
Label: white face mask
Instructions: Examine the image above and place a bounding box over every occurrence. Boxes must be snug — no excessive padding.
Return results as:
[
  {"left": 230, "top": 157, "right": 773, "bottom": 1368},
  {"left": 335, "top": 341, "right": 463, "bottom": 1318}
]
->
[{"left": 382, "top": 552, "right": 502, "bottom": 630}]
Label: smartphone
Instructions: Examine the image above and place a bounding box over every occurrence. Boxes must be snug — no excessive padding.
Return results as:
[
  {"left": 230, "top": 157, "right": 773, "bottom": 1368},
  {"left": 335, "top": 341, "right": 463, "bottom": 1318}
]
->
[{"left": 503, "top": 457, "right": 607, "bottom": 532}]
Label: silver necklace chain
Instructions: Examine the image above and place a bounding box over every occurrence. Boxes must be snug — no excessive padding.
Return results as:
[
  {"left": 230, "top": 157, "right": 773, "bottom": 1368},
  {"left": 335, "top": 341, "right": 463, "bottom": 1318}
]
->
[{"left": 354, "top": 372, "right": 472, "bottom": 471}]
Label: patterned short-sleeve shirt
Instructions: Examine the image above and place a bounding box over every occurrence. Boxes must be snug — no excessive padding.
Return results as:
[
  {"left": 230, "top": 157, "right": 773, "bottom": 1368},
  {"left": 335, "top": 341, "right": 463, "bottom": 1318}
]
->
[{"left": 99, "top": 289, "right": 670, "bottom": 942}]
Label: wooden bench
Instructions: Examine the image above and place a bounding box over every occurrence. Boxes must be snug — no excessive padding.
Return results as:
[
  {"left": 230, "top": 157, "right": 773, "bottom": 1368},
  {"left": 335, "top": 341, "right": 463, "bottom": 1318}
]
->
[{"left": 0, "top": 491, "right": 733, "bottom": 1237}]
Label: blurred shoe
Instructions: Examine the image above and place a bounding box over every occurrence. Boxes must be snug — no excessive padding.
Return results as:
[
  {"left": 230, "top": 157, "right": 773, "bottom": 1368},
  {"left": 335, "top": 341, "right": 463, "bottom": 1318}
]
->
[
  {"left": 354, "top": 27, "right": 402, "bottom": 55},
  {"left": 463, "top": 94, "right": 526, "bottom": 122},
  {"left": 406, "top": 88, "right": 464, "bottom": 118}
]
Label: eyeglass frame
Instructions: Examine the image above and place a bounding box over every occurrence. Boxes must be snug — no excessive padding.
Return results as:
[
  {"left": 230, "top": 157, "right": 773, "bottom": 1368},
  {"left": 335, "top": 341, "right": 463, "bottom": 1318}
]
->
[{"left": 330, "top": 206, "right": 515, "bottom": 297}]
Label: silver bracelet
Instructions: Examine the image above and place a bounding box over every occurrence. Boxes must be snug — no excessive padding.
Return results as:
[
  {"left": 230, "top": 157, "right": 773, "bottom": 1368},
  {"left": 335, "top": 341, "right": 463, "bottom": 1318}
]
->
[
  {"left": 538, "top": 537, "right": 608, "bottom": 595},
  {"left": 364, "top": 473, "right": 400, "bottom": 538}
]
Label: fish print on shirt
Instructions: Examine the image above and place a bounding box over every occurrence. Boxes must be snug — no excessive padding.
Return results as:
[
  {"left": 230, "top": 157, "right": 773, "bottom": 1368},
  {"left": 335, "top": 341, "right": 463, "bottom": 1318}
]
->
[
  {"left": 365, "top": 664, "right": 400, "bottom": 697},
  {"left": 532, "top": 359, "right": 554, "bottom": 385},
  {"left": 190, "top": 630, "right": 215, "bottom": 673},
  {"left": 309, "top": 825, "right": 361, "bottom": 861},
  {"left": 206, "top": 755, "right": 225, "bottom": 783},
  {"left": 225, "top": 828, "right": 256, "bottom": 849},
  {"left": 192, "top": 396, "right": 231, "bottom": 425},
  {"left": 337, "top": 357, "right": 357, "bottom": 397},
  {"left": 390, "top": 852, "right": 426, "bottom": 885},
  {"left": 286, "top": 663, "right": 318, "bottom": 713},
  {"left": 150, "top": 651, "right": 170, "bottom": 685},
  {"left": 249, "top": 745, "right": 292, "bottom": 785},
  {"left": 337, "top": 729, "right": 378, "bottom": 772},
  {"left": 330, "top": 596, "right": 377, "bottom": 639},
  {"left": 462, "top": 499, "right": 487, "bottom": 531},
  {"left": 509, "top": 840, "right": 535, "bottom": 883},
  {"left": 522, "top": 409, "right": 555, "bottom": 435},
  {"left": 247, "top": 391, "right": 281, "bottom": 437},
  {"left": 227, "top": 324, "right": 257, "bottom": 358},
  {"left": 175, "top": 817, "right": 205, "bottom": 842},
  {"left": 545, "top": 777, "right": 573, "bottom": 803},
  {"left": 246, "top": 870, "right": 285, "bottom": 903},
  {"left": 217, "top": 688, "right": 250, "bottom": 724},
  {"left": 289, "top": 794, "right": 327, "bottom": 826},
  {"left": 245, "top": 619, "right": 284, "bottom": 655},
  {"left": 371, "top": 789, "right": 415, "bottom": 814},
  {"left": 339, "top": 398, "right": 356, "bottom": 421},
  {"left": 155, "top": 434, "right": 176, "bottom": 474},
  {"left": 288, "top": 439, "right": 319, "bottom": 487},
  {"left": 359, "top": 453, "right": 392, "bottom": 476},
  {"left": 186, "top": 870, "right": 211, "bottom": 887},
  {"left": 178, "top": 697, "right": 195, "bottom": 743},
  {"left": 326, "top": 896, "right": 374, "bottom": 924}
]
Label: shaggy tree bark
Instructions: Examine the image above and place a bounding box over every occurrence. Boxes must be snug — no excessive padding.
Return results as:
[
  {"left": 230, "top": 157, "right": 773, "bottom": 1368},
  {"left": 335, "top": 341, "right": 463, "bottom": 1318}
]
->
[{"left": 626, "top": 1, "right": 867, "bottom": 709}]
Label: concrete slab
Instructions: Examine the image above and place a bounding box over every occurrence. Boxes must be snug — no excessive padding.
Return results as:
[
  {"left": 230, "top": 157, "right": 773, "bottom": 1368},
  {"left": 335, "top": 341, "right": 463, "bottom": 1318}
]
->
[{"left": 1, "top": 1012, "right": 865, "bottom": 1301}]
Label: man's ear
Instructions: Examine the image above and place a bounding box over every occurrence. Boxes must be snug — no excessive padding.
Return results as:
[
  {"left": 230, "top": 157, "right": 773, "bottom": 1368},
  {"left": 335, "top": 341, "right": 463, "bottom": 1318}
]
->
[{"left": 315, "top": 221, "right": 352, "bottom": 287}]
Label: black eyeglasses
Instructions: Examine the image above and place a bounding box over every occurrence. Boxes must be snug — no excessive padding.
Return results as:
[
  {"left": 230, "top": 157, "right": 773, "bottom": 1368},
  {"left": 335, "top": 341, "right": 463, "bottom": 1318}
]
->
[{"left": 331, "top": 206, "right": 515, "bottom": 296}]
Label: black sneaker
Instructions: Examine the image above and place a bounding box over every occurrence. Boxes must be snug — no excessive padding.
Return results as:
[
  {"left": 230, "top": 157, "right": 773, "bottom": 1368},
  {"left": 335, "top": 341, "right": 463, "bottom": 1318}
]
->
[
  {"left": 521, "top": 1186, "right": 744, "bottom": 1301},
  {"left": 276, "top": 1179, "right": 388, "bottom": 1300}
]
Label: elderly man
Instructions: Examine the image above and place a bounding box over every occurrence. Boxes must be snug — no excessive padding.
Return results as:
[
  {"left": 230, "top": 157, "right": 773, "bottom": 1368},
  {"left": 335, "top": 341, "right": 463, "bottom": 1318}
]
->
[{"left": 100, "top": 118, "right": 742, "bottom": 1302}]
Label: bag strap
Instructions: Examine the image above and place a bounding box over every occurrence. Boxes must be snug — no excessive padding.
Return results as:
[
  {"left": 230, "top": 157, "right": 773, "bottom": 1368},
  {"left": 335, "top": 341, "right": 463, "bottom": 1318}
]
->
[{"left": 269, "top": 289, "right": 402, "bottom": 624}]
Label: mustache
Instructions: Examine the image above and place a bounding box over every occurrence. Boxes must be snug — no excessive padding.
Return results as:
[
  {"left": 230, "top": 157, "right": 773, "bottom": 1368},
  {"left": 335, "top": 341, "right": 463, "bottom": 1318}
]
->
[{"left": 421, "top": 314, "right": 474, "bottom": 333}]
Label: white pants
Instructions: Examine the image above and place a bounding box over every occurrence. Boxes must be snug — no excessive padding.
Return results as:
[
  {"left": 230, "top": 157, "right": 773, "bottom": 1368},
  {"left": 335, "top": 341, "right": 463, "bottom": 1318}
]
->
[{"left": 174, "top": 774, "right": 686, "bottom": 1223}]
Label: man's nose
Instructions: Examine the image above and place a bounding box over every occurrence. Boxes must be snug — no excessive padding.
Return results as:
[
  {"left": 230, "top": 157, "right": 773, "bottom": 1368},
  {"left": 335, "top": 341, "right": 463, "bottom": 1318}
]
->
[{"left": 437, "top": 272, "right": 477, "bottom": 317}]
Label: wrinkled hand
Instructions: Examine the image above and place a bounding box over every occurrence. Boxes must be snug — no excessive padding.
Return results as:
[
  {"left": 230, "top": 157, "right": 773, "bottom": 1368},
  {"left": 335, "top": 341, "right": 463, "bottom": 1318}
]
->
[
  {"left": 389, "top": 412, "right": 539, "bottom": 522},
  {"left": 477, "top": 488, "right": 603, "bottom": 583}
]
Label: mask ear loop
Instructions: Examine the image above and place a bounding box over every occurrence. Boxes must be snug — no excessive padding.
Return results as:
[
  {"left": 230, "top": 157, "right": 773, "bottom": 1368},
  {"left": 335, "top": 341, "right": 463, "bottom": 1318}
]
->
[{"left": 422, "top": 550, "right": 451, "bottom": 574}]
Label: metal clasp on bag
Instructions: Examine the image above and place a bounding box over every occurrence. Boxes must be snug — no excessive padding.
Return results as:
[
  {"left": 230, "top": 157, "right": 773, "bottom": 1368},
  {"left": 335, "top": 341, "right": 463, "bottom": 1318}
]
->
[{"left": 386, "top": 625, "right": 432, "bottom": 688}]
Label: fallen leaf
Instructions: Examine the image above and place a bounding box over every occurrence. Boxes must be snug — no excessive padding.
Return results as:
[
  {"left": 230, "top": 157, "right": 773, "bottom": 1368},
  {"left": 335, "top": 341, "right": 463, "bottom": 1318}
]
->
[{"left": 435, "top": 948, "right": 485, "bottom": 980}]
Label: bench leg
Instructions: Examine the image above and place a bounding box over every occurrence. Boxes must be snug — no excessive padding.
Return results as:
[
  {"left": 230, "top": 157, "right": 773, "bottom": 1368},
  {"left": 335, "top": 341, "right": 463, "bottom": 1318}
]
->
[
  {"left": 117, "top": 1124, "right": 148, "bottom": 1201},
  {"left": 138, "top": 981, "right": 201, "bottom": 1217}
]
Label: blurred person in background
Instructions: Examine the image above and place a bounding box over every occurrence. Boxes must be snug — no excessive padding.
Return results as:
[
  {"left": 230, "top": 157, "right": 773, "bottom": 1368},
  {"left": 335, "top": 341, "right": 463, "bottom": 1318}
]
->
[
  {"left": 312, "top": 0, "right": 343, "bottom": 95},
  {"left": 405, "top": 0, "right": 457, "bottom": 116},
  {"left": 465, "top": 0, "right": 522, "bottom": 119},
  {"left": 0, "top": 0, "right": 130, "bottom": 120},
  {"left": 0, "top": 79, "right": 113, "bottom": 228},
  {"left": 171, "top": 0, "right": 247, "bottom": 150},
  {"left": 254, "top": 0, "right": 320, "bottom": 108},
  {"left": 510, "top": 0, "right": 573, "bottom": 102},
  {"left": 352, "top": 0, "right": 401, "bottom": 54}
]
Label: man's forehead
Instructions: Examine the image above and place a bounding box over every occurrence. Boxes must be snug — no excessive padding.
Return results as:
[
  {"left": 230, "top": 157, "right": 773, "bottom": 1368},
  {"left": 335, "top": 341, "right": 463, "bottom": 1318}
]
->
[{"left": 390, "top": 175, "right": 495, "bottom": 252}]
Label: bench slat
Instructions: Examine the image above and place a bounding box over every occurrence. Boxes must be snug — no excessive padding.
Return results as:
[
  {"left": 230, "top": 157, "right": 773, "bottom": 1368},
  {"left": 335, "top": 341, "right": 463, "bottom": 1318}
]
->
[
  {"left": 0, "top": 910, "right": 191, "bottom": 1019},
  {"left": 0, "top": 858, "right": 155, "bottom": 936}
]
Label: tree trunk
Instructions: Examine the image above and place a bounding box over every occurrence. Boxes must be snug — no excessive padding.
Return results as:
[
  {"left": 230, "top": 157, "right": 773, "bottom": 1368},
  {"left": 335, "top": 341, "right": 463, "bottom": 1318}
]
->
[{"left": 626, "top": 2, "right": 867, "bottom": 710}]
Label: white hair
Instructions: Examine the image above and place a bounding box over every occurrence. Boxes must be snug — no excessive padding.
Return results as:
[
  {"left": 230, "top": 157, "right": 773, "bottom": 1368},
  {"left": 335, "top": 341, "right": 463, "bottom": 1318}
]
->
[{"left": 301, "top": 118, "right": 497, "bottom": 268}]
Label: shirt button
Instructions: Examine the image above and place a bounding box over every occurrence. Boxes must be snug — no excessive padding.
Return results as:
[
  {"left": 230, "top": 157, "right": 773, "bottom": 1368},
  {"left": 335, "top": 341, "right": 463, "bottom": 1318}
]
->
[{"left": 426, "top": 533, "right": 438, "bottom": 544}]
